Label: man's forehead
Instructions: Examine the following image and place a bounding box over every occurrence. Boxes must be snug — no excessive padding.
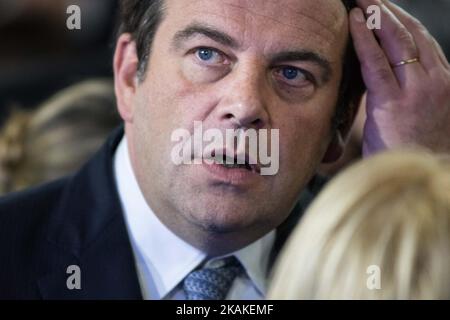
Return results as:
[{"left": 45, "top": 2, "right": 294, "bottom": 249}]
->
[{"left": 165, "top": 0, "right": 348, "bottom": 59}]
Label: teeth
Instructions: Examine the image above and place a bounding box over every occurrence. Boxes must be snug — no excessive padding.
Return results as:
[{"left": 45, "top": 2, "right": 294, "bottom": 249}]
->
[
  {"left": 223, "top": 163, "right": 242, "bottom": 168},
  {"left": 221, "top": 163, "right": 253, "bottom": 171},
  {"left": 214, "top": 153, "right": 254, "bottom": 171}
]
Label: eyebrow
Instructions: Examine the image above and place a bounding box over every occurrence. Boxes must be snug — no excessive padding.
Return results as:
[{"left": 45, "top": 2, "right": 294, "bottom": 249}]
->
[
  {"left": 172, "top": 23, "right": 240, "bottom": 50},
  {"left": 172, "top": 23, "right": 332, "bottom": 84}
]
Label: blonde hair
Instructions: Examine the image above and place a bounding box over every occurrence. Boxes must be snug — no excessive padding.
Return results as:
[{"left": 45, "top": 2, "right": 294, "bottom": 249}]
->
[
  {"left": 268, "top": 150, "right": 450, "bottom": 299},
  {"left": 0, "top": 79, "right": 120, "bottom": 194}
]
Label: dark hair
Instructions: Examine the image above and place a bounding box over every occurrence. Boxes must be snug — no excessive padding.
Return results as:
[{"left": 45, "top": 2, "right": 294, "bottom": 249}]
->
[
  {"left": 118, "top": 0, "right": 364, "bottom": 130},
  {"left": 118, "top": 0, "right": 165, "bottom": 79}
]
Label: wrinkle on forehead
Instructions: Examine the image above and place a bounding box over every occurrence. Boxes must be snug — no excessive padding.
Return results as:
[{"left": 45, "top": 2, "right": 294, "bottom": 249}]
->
[
  {"left": 167, "top": 0, "right": 348, "bottom": 59},
  {"left": 222, "top": 0, "right": 346, "bottom": 44},
  {"left": 284, "top": 1, "right": 347, "bottom": 36}
]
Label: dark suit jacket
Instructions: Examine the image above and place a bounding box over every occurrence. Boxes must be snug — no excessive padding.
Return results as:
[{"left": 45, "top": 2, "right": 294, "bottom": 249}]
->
[{"left": 0, "top": 127, "right": 325, "bottom": 299}]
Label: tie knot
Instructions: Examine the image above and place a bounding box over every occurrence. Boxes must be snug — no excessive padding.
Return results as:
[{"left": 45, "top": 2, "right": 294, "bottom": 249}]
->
[{"left": 183, "top": 256, "right": 243, "bottom": 300}]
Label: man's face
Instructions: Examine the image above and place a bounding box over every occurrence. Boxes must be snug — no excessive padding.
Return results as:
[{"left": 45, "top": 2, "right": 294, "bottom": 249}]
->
[{"left": 124, "top": 0, "right": 349, "bottom": 245}]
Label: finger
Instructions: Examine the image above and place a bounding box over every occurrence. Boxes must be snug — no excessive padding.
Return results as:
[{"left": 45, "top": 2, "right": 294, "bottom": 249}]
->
[
  {"left": 432, "top": 37, "right": 450, "bottom": 70},
  {"left": 382, "top": 0, "right": 450, "bottom": 71},
  {"left": 356, "top": 0, "right": 424, "bottom": 86},
  {"left": 349, "top": 7, "right": 399, "bottom": 93}
]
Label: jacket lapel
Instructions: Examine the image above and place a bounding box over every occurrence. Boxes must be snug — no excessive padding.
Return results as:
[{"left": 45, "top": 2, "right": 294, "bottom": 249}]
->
[{"left": 38, "top": 127, "right": 142, "bottom": 299}]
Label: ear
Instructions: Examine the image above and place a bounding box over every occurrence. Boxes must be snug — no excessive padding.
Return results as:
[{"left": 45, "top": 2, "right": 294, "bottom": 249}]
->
[
  {"left": 114, "top": 33, "right": 140, "bottom": 123},
  {"left": 322, "top": 98, "right": 363, "bottom": 164},
  {"left": 322, "top": 131, "right": 345, "bottom": 163}
]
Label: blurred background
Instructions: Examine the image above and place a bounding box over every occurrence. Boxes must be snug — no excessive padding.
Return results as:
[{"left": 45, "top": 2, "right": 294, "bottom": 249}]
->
[
  {"left": 0, "top": 0, "right": 449, "bottom": 193},
  {"left": 0, "top": 0, "right": 121, "bottom": 194},
  {"left": 0, "top": 0, "right": 119, "bottom": 122}
]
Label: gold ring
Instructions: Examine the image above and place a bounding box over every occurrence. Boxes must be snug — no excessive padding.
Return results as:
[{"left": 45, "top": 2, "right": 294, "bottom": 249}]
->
[{"left": 391, "top": 57, "right": 420, "bottom": 68}]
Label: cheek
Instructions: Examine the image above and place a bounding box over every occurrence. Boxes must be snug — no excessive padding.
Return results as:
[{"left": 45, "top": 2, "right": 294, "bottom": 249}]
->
[
  {"left": 280, "top": 121, "right": 327, "bottom": 168},
  {"left": 133, "top": 63, "right": 220, "bottom": 169},
  {"left": 148, "top": 60, "right": 218, "bottom": 127},
  {"left": 276, "top": 93, "right": 338, "bottom": 173},
  {"left": 136, "top": 72, "right": 190, "bottom": 133}
]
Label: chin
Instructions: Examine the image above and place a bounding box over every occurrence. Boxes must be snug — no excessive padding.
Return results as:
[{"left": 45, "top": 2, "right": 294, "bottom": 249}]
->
[
  {"left": 197, "top": 221, "right": 246, "bottom": 235},
  {"left": 184, "top": 202, "right": 263, "bottom": 235}
]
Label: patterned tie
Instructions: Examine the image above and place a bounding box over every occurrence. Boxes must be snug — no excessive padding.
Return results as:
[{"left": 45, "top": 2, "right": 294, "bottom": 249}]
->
[{"left": 183, "top": 256, "right": 243, "bottom": 300}]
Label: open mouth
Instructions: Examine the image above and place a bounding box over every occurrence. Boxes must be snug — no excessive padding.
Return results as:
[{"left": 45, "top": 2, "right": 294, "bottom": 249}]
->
[{"left": 212, "top": 151, "right": 260, "bottom": 174}]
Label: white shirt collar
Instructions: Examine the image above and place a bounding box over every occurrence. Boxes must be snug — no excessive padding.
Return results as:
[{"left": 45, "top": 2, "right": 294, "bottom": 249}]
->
[{"left": 114, "top": 136, "right": 275, "bottom": 299}]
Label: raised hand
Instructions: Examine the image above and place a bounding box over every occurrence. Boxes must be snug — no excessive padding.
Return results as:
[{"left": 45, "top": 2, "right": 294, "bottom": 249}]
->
[{"left": 350, "top": 0, "right": 450, "bottom": 155}]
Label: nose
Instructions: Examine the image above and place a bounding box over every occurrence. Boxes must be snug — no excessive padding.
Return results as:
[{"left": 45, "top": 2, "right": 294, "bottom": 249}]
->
[{"left": 216, "top": 66, "right": 269, "bottom": 130}]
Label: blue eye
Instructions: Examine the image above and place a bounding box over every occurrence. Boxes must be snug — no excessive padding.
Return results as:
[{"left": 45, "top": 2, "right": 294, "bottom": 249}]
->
[
  {"left": 274, "top": 66, "right": 313, "bottom": 88},
  {"left": 194, "top": 47, "right": 229, "bottom": 66},
  {"left": 198, "top": 48, "right": 214, "bottom": 61},
  {"left": 282, "top": 67, "right": 300, "bottom": 80},
  {"left": 195, "top": 47, "right": 229, "bottom": 67}
]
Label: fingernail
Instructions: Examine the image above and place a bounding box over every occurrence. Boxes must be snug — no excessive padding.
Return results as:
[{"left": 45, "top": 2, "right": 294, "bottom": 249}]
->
[{"left": 352, "top": 8, "right": 366, "bottom": 23}]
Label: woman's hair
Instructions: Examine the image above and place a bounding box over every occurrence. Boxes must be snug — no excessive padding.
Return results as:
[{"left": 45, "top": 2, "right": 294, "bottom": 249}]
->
[
  {"left": 0, "top": 79, "right": 121, "bottom": 194},
  {"left": 268, "top": 150, "right": 450, "bottom": 299}
]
